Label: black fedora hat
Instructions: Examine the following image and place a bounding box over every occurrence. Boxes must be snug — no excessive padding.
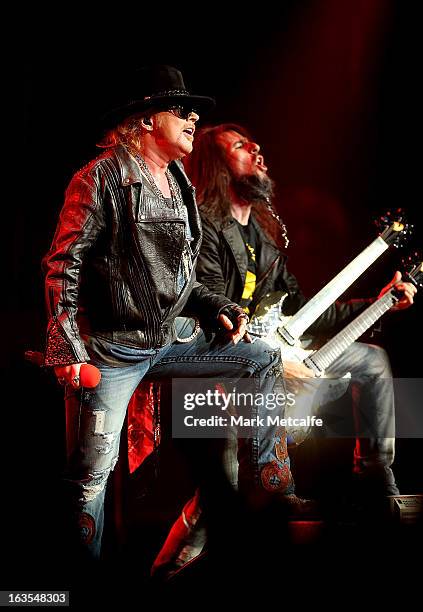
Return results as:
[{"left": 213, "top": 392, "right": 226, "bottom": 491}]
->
[{"left": 100, "top": 64, "right": 215, "bottom": 128}]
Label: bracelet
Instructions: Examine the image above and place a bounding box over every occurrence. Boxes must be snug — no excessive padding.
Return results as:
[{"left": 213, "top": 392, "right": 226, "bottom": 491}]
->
[{"left": 175, "top": 317, "right": 201, "bottom": 343}]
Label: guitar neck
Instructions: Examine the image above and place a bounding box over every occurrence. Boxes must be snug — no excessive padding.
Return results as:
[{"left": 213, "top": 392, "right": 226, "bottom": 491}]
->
[
  {"left": 304, "top": 290, "right": 397, "bottom": 375},
  {"left": 279, "top": 236, "right": 389, "bottom": 344}
]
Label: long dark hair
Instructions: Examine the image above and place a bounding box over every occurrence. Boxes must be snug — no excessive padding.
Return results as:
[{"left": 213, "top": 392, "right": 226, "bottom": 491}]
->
[
  {"left": 184, "top": 123, "right": 245, "bottom": 221},
  {"left": 184, "top": 123, "right": 288, "bottom": 249}
]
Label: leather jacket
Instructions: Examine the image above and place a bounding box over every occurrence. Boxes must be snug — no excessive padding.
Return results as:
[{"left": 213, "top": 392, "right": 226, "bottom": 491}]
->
[
  {"left": 196, "top": 213, "right": 373, "bottom": 338},
  {"left": 43, "top": 145, "right": 233, "bottom": 366}
]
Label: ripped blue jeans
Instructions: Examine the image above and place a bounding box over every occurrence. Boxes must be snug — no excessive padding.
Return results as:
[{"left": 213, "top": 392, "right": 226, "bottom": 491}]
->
[{"left": 64, "top": 318, "right": 290, "bottom": 559}]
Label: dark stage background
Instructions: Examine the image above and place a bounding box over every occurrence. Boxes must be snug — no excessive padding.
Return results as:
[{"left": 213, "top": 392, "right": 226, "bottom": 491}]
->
[{"left": 5, "top": 0, "right": 423, "bottom": 601}]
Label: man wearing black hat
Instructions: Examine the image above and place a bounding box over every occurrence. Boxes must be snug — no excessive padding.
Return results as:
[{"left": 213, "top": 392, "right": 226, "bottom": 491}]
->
[{"left": 42, "top": 66, "right": 290, "bottom": 559}]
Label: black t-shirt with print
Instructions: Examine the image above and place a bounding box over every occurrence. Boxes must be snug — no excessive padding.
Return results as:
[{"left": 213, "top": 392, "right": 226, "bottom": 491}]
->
[{"left": 234, "top": 219, "right": 260, "bottom": 313}]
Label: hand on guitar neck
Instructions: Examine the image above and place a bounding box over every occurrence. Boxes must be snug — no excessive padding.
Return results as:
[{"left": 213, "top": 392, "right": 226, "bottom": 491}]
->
[{"left": 377, "top": 270, "right": 417, "bottom": 311}]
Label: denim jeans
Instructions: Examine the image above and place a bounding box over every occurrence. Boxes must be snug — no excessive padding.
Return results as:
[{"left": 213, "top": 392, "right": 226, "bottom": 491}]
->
[
  {"left": 64, "top": 318, "right": 288, "bottom": 558},
  {"left": 283, "top": 341, "right": 397, "bottom": 492},
  {"left": 318, "top": 341, "right": 397, "bottom": 493},
  {"left": 151, "top": 340, "right": 398, "bottom": 578}
]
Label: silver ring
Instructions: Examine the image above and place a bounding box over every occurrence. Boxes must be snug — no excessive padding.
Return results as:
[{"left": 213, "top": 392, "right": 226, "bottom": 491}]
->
[{"left": 72, "top": 375, "right": 80, "bottom": 384}]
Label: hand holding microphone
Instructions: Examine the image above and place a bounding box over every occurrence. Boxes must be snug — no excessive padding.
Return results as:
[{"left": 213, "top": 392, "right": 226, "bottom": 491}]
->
[
  {"left": 24, "top": 350, "right": 102, "bottom": 389},
  {"left": 54, "top": 362, "right": 101, "bottom": 389}
]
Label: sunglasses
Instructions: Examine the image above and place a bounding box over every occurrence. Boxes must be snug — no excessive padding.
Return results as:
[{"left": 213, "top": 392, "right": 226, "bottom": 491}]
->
[{"left": 167, "top": 106, "right": 198, "bottom": 120}]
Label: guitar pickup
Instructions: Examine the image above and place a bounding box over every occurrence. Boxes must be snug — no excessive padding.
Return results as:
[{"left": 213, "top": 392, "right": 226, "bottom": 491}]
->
[{"left": 277, "top": 326, "right": 296, "bottom": 346}]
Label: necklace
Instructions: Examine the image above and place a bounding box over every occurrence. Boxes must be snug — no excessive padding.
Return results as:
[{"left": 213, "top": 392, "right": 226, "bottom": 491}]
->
[
  {"left": 264, "top": 197, "right": 290, "bottom": 249},
  {"left": 127, "top": 147, "right": 184, "bottom": 214},
  {"left": 127, "top": 147, "right": 192, "bottom": 281}
]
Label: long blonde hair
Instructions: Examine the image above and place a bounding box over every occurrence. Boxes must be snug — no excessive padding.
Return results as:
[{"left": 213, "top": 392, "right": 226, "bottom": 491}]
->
[{"left": 96, "top": 112, "right": 149, "bottom": 150}]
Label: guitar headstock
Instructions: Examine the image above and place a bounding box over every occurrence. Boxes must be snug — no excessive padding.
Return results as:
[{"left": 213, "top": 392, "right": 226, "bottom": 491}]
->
[
  {"left": 375, "top": 208, "right": 413, "bottom": 248},
  {"left": 402, "top": 251, "right": 423, "bottom": 288}
]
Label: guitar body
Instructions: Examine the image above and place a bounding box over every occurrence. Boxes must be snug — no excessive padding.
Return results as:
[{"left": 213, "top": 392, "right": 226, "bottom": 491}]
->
[
  {"left": 245, "top": 218, "right": 412, "bottom": 445},
  {"left": 250, "top": 291, "right": 351, "bottom": 445},
  {"left": 249, "top": 290, "right": 350, "bottom": 376}
]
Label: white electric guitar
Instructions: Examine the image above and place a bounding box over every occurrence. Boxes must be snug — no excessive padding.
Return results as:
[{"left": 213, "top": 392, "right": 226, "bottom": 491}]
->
[
  {"left": 291, "top": 256, "right": 421, "bottom": 442},
  {"left": 248, "top": 210, "right": 410, "bottom": 355},
  {"left": 260, "top": 254, "right": 421, "bottom": 444}
]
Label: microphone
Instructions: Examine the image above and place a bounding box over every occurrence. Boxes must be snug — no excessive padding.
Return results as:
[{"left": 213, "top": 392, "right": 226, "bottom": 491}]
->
[{"left": 79, "top": 364, "right": 102, "bottom": 388}]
